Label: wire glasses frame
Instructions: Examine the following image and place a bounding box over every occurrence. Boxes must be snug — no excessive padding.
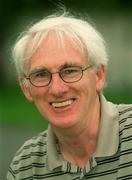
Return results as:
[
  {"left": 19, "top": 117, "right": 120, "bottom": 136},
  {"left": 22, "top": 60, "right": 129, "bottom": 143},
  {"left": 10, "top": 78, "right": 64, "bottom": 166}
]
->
[{"left": 25, "top": 64, "right": 93, "bottom": 87}]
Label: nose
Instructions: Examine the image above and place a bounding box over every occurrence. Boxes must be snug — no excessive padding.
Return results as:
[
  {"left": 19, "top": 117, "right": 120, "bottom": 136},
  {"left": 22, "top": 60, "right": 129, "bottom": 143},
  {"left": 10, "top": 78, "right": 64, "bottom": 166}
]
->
[{"left": 48, "top": 73, "right": 69, "bottom": 96}]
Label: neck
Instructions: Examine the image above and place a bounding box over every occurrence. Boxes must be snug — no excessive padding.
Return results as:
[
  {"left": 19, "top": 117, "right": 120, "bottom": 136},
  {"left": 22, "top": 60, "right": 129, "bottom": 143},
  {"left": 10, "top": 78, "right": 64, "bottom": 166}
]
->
[
  {"left": 59, "top": 127, "right": 98, "bottom": 168},
  {"left": 52, "top": 97, "right": 101, "bottom": 168}
]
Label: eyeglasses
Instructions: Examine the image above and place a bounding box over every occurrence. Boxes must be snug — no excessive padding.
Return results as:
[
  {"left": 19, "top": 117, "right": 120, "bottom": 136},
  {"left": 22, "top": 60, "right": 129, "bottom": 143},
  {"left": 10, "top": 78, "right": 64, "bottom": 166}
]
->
[{"left": 25, "top": 65, "right": 93, "bottom": 87}]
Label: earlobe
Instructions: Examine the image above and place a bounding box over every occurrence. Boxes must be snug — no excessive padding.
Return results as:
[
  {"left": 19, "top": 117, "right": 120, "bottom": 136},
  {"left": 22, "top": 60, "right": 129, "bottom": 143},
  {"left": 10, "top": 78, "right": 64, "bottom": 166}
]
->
[
  {"left": 96, "top": 65, "right": 106, "bottom": 92},
  {"left": 19, "top": 76, "right": 33, "bottom": 102}
]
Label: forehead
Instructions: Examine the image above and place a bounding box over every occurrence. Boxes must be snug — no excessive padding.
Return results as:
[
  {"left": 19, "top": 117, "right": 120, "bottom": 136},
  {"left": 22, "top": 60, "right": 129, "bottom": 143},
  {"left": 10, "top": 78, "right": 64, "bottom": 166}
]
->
[{"left": 28, "top": 31, "right": 88, "bottom": 72}]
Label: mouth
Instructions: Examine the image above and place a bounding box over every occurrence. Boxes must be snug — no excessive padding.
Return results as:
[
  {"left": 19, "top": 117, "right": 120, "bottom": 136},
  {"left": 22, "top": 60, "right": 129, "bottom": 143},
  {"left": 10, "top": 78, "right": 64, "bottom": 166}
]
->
[{"left": 50, "top": 99, "right": 75, "bottom": 109}]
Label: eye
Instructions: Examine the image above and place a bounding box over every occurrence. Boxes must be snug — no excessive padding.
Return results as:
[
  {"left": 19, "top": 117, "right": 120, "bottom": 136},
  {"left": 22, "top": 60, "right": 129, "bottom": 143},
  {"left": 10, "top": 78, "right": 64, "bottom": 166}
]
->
[
  {"left": 62, "top": 67, "right": 80, "bottom": 75},
  {"left": 32, "top": 70, "right": 50, "bottom": 79}
]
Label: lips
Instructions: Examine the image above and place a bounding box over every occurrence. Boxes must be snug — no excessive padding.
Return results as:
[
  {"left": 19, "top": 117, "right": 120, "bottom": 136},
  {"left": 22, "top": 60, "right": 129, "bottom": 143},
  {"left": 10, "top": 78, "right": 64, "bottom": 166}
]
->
[{"left": 50, "top": 99, "right": 75, "bottom": 108}]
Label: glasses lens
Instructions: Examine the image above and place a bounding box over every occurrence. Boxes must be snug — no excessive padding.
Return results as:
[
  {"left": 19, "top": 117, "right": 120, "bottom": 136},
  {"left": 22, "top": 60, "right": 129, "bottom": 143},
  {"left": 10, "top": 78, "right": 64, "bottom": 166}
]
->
[
  {"left": 60, "top": 66, "right": 82, "bottom": 83},
  {"left": 30, "top": 70, "right": 51, "bottom": 86}
]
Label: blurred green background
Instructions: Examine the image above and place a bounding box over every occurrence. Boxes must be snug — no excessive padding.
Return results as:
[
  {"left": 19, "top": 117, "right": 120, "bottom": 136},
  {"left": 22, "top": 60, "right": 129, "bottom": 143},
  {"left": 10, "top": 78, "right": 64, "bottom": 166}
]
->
[{"left": 0, "top": 0, "right": 132, "bottom": 179}]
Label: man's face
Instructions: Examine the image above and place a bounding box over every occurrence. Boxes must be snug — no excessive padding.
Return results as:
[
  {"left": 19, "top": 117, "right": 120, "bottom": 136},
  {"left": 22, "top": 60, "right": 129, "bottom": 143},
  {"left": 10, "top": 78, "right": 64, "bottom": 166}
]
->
[{"left": 21, "top": 32, "right": 105, "bottom": 129}]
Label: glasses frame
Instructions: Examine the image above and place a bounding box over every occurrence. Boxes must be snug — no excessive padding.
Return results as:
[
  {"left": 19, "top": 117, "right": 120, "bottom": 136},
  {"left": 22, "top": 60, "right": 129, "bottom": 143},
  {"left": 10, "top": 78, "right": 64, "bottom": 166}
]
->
[{"left": 25, "top": 64, "right": 93, "bottom": 87}]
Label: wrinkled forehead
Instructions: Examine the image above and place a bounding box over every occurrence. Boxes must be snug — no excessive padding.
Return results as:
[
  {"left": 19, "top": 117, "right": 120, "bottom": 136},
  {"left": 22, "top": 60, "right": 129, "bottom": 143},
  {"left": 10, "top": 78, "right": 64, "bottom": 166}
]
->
[
  {"left": 25, "top": 31, "right": 89, "bottom": 70},
  {"left": 28, "top": 30, "right": 87, "bottom": 56}
]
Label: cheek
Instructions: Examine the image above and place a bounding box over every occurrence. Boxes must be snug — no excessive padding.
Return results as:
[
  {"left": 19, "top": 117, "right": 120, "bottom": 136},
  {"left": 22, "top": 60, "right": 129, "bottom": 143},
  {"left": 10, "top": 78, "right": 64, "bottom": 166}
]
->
[
  {"left": 79, "top": 77, "right": 98, "bottom": 106},
  {"left": 82, "top": 74, "right": 97, "bottom": 92},
  {"left": 31, "top": 89, "right": 48, "bottom": 116},
  {"left": 29, "top": 87, "right": 47, "bottom": 102}
]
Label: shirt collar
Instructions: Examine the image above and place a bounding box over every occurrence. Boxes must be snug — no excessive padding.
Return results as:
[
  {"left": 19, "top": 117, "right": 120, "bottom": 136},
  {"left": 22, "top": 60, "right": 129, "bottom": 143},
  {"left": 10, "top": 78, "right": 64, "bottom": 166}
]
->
[
  {"left": 94, "top": 94, "right": 119, "bottom": 157},
  {"left": 47, "top": 125, "right": 62, "bottom": 170},
  {"left": 47, "top": 94, "right": 119, "bottom": 170}
]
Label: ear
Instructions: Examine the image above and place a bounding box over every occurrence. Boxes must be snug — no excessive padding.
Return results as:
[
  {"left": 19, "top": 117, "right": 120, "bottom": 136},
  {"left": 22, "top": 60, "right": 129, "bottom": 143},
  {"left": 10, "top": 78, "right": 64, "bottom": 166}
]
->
[
  {"left": 95, "top": 65, "right": 106, "bottom": 92},
  {"left": 19, "top": 76, "right": 33, "bottom": 102}
]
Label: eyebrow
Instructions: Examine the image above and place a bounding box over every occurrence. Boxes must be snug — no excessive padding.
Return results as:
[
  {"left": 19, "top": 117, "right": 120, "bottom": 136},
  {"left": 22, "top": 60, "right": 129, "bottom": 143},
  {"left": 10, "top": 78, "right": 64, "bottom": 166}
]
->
[
  {"left": 59, "top": 62, "right": 82, "bottom": 69},
  {"left": 29, "top": 67, "right": 49, "bottom": 74},
  {"left": 29, "top": 62, "right": 82, "bottom": 74}
]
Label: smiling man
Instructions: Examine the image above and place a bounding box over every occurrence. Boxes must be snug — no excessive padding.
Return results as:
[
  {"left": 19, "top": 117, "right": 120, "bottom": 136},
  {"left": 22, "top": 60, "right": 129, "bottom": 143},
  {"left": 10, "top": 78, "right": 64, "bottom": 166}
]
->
[{"left": 7, "top": 11, "right": 132, "bottom": 180}]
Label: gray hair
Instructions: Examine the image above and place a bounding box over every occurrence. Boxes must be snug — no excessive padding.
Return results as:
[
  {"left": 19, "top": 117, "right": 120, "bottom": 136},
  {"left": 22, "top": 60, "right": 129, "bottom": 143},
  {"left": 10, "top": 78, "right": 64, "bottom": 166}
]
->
[{"left": 12, "top": 11, "right": 108, "bottom": 76}]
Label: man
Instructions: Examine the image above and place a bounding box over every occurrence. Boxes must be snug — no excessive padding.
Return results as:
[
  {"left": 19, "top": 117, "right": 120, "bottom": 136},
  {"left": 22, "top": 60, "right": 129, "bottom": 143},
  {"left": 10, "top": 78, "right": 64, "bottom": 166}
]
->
[{"left": 7, "top": 11, "right": 132, "bottom": 180}]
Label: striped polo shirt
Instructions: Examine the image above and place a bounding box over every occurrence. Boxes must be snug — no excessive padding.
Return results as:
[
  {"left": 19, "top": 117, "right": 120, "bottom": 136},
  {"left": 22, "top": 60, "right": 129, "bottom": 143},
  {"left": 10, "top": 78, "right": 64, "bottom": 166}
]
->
[{"left": 7, "top": 95, "right": 132, "bottom": 180}]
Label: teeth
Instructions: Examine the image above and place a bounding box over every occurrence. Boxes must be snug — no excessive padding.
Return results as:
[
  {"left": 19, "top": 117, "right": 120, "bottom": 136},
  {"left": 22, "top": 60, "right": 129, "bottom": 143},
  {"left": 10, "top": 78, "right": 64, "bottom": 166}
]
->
[{"left": 52, "top": 100, "right": 73, "bottom": 108}]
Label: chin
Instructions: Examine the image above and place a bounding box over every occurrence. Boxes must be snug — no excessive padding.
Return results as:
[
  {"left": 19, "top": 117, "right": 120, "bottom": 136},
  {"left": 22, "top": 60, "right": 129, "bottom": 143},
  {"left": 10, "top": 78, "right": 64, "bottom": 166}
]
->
[{"left": 49, "top": 116, "right": 77, "bottom": 129}]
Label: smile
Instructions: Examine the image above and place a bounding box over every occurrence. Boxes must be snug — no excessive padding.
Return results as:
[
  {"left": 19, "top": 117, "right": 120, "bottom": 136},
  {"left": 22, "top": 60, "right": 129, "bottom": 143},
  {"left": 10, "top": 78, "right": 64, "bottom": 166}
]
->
[{"left": 51, "top": 99, "right": 74, "bottom": 108}]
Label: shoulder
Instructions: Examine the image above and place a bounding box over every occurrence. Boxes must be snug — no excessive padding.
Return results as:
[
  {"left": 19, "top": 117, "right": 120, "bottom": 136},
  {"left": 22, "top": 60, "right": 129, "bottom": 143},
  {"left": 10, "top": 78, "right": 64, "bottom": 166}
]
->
[
  {"left": 118, "top": 104, "right": 132, "bottom": 125},
  {"left": 7, "top": 130, "right": 48, "bottom": 178},
  {"left": 15, "top": 130, "right": 48, "bottom": 158},
  {"left": 117, "top": 104, "right": 132, "bottom": 139}
]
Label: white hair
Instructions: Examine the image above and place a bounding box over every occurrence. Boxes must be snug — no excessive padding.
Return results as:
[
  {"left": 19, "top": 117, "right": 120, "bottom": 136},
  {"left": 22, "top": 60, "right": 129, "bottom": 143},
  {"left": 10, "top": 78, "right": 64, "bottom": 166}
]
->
[{"left": 12, "top": 11, "right": 108, "bottom": 76}]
